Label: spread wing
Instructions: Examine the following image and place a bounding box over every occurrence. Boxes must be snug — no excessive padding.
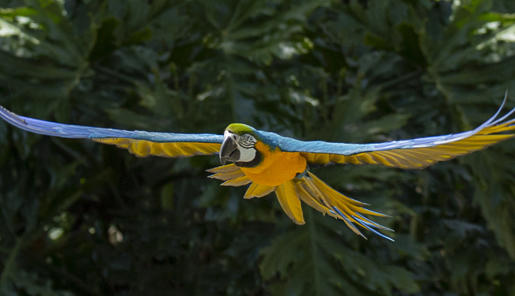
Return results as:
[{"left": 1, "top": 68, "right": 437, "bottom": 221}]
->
[
  {"left": 256, "top": 96, "right": 515, "bottom": 169},
  {"left": 0, "top": 106, "right": 222, "bottom": 158}
]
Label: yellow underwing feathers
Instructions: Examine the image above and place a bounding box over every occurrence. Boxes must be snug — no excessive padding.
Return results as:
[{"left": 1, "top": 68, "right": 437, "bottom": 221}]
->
[{"left": 94, "top": 138, "right": 220, "bottom": 158}]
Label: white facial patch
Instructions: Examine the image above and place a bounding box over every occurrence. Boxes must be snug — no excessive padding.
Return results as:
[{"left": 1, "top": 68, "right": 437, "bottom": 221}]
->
[
  {"left": 238, "top": 134, "right": 257, "bottom": 148},
  {"left": 223, "top": 131, "right": 257, "bottom": 163},
  {"left": 238, "top": 145, "right": 256, "bottom": 162},
  {"left": 235, "top": 133, "right": 257, "bottom": 163}
]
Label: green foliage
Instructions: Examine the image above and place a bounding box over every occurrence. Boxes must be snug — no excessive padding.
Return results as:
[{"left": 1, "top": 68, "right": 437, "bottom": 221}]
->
[{"left": 1, "top": 0, "right": 514, "bottom": 295}]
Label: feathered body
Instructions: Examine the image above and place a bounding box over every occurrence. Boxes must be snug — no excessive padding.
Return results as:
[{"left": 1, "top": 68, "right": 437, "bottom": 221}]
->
[{"left": 1, "top": 95, "right": 514, "bottom": 241}]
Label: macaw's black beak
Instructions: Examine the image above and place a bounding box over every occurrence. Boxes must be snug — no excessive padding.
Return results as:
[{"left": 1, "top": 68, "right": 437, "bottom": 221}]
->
[{"left": 219, "top": 136, "right": 240, "bottom": 164}]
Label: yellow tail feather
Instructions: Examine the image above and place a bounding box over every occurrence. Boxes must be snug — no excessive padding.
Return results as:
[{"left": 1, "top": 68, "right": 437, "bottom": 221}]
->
[
  {"left": 207, "top": 164, "right": 246, "bottom": 181},
  {"left": 244, "top": 183, "right": 276, "bottom": 199},
  {"left": 207, "top": 164, "right": 393, "bottom": 240},
  {"left": 221, "top": 176, "right": 252, "bottom": 186},
  {"left": 275, "top": 181, "right": 305, "bottom": 225},
  {"left": 269, "top": 171, "right": 393, "bottom": 239}
]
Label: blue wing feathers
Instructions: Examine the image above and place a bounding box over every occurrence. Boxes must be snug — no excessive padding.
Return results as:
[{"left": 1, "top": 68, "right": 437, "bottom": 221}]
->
[
  {"left": 2, "top": 94, "right": 513, "bottom": 151},
  {"left": 256, "top": 95, "right": 515, "bottom": 155},
  {"left": 0, "top": 106, "right": 223, "bottom": 143}
]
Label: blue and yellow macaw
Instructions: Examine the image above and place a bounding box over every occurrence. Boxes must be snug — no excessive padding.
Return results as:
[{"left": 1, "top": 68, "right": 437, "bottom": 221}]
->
[{"left": 1, "top": 97, "right": 514, "bottom": 241}]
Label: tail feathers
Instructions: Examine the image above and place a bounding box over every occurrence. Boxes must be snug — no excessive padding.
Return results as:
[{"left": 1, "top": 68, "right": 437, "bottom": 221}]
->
[
  {"left": 206, "top": 164, "right": 242, "bottom": 175},
  {"left": 207, "top": 164, "right": 393, "bottom": 241},
  {"left": 294, "top": 171, "right": 394, "bottom": 241},
  {"left": 275, "top": 181, "right": 305, "bottom": 224},
  {"left": 207, "top": 164, "right": 249, "bottom": 184},
  {"left": 244, "top": 183, "right": 276, "bottom": 199},
  {"left": 207, "top": 164, "right": 264, "bottom": 188},
  {"left": 221, "top": 176, "right": 252, "bottom": 186}
]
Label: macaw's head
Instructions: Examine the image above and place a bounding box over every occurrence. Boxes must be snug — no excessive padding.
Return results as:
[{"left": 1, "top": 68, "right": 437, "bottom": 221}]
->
[{"left": 220, "top": 123, "right": 261, "bottom": 167}]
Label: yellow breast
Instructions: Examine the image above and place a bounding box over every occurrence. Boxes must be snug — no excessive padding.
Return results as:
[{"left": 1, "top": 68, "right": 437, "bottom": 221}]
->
[{"left": 239, "top": 141, "right": 307, "bottom": 186}]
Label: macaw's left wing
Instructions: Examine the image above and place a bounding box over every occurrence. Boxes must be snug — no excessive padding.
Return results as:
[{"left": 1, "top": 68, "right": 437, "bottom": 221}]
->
[
  {"left": 0, "top": 106, "right": 222, "bottom": 158},
  {"left": 256, "top": 97, "right": 515, "bottom": 169}
]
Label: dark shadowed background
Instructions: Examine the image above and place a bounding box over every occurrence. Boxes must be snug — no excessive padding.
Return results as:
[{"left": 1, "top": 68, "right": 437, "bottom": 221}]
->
[{"left": 1, "top": 0, "right": 515, "bottom": 295}]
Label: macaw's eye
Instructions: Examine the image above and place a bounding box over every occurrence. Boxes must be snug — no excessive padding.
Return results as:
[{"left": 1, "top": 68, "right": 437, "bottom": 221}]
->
[{"left": 238, "top": 134, "right": 256, "bottom": 148}]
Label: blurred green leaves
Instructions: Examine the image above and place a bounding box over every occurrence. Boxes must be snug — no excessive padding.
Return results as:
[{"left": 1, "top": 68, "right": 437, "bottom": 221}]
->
[
  {"left": 260, "top": 213, "right": 421, "bottom": 296},
  {"left": 1, "top": 0, "right": 515, "bottom": 295}
]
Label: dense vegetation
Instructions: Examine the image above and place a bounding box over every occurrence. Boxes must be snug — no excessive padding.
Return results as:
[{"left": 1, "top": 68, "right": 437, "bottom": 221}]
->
[{"left": 1, "top": 0, "right": 514, "bottom": 295}]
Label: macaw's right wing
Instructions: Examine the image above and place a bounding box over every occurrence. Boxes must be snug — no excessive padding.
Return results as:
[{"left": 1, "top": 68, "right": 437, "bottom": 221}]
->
[{"left": 0, "top": 106, "right": 223, "bottom": 158}]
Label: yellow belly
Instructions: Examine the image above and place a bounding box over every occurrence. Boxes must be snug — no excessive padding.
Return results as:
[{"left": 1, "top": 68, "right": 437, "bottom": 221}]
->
[{"left": 239, "top": 141, "right": 307, "bottom": 186}]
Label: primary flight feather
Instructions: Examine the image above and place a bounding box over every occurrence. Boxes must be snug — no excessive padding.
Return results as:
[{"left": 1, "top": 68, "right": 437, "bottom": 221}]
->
[{"left": 1, "top": 96, "right": 514, "bottom": 242}]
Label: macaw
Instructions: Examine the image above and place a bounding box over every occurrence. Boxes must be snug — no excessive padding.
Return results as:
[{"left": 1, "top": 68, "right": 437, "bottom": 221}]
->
[{"left": 1, "top": 97, "right": 514, "bottom": 241}]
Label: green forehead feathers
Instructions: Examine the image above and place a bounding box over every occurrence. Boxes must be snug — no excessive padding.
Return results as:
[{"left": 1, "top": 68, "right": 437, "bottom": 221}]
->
[{"left": 226, "top": 123, "right": 255, "bottom": 135}]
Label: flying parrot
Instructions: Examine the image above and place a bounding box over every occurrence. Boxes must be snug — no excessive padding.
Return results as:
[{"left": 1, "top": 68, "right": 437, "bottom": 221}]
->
[{"left": 1, "top": 97, "right": 514, "bottom": 241}]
